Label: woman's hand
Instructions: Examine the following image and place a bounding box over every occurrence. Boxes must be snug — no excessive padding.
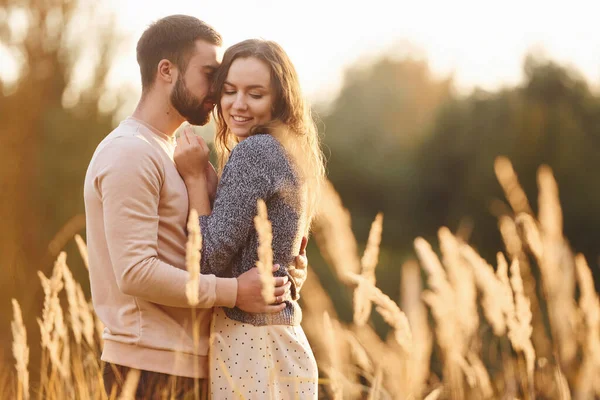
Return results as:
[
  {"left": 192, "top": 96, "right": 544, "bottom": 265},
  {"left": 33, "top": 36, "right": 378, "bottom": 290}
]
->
[
  {"left": 174, "top": 128, "right": 210, "bottom": 184},
  {"left": 175, "top": 128, "right": 212, "bottom": 215}
]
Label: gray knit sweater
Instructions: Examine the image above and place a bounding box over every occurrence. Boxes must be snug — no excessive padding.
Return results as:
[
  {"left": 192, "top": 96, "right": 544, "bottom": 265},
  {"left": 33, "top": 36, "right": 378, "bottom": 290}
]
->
[{"left": 199, "top": 134, "right": 304, "bottom": 326}]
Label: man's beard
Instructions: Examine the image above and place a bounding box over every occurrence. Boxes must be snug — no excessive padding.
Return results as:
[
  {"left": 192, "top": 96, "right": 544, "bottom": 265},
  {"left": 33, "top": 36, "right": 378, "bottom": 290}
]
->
[{"left": 170, "top": 75, "right": 213, "bottom": 126}]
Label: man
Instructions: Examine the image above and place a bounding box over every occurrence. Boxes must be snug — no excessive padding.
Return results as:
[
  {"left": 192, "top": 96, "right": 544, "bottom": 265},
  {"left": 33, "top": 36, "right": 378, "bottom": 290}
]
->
[{"left": 84, "top": 15, "right": 307, "bottom": 398}]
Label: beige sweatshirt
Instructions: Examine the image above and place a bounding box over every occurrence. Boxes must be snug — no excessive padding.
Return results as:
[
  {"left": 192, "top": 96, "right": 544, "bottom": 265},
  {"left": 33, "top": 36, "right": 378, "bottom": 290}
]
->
[{"left": 84, "top": 117, "right": 238, "bottom": 378}]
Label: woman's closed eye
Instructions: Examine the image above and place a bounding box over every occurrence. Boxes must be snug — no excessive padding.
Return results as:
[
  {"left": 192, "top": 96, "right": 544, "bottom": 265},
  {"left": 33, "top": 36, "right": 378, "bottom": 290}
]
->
[
  {"left": 249, "top": 93, "right": 263, "bottom": 99},
  {"left": 223, "top": 90, "right": 236, "bottom": 95}
]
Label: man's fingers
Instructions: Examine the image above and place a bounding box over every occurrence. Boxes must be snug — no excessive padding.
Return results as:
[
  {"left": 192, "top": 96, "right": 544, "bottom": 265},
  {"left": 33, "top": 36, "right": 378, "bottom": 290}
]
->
[
  {"left": 274, "top": 276, "right": 289, "bottom": 287},
  {"left": 272, "top": 264, "right": 280, "bottom": 272},
  {"left": 274, "top": 282, "right": 291, "bottom": 297},
  {"left": 263, "top": 303, "right": 287, "bottom": 313}
]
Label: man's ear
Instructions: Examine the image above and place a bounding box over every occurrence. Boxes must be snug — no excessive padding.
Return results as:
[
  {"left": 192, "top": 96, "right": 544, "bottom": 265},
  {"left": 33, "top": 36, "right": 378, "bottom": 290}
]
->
[{"left": 157, "top": 59, "right": 175, "bottom": 84}]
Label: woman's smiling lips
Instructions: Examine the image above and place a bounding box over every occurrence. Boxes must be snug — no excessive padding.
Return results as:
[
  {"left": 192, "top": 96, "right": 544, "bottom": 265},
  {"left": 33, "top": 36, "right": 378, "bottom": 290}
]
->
[{"left": 231, "top": 115, "right": 253, "bottom": 124}]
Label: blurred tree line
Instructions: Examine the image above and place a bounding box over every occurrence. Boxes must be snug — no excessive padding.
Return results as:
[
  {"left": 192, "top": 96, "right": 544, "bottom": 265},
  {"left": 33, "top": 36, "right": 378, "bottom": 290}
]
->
[
  {"left": 318, "top": 52, "right": 600, "bottom": 315},
  {"left": 2, "top": 0, "right": 600, "bottom": 383}
]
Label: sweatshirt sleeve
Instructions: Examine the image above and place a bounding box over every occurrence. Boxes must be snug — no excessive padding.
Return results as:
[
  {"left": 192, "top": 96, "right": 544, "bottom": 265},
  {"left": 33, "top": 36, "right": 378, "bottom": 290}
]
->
[
  {"left": 94, "top": 137, "right": 237, "bottom": 308},
  {"left": 199, "top": 135, "right": 285, "bottom": 276}
]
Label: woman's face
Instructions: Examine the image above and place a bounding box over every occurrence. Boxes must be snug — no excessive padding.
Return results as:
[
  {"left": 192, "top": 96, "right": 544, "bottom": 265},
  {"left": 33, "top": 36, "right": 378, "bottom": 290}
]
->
[{"left": 221, "top": 57, "right": 274, "bottom": 140}]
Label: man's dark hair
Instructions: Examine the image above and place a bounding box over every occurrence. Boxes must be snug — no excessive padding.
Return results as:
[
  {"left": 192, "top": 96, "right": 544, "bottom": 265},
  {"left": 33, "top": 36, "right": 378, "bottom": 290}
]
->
[{"left": 136, "top": 15, "right": 222, "bottom": 90}]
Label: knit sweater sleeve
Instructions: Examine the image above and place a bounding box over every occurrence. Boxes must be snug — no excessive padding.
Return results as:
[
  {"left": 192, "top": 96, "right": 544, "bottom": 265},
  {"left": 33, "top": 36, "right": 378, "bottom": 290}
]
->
[{"left": 199, "top": 135, "right": 285, "bottom": 276}]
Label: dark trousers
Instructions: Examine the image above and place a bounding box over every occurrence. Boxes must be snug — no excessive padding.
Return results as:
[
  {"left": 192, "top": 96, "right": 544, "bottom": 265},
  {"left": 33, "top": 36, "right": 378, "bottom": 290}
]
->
[{"left": 103, "top": 362, "right": 207, "bottom": 400}]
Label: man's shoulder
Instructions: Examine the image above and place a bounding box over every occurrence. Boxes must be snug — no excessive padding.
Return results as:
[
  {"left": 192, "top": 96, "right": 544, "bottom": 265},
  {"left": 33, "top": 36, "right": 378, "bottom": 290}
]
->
[{"left": 92, "top": 122, "right": 161, "bottom": 167}]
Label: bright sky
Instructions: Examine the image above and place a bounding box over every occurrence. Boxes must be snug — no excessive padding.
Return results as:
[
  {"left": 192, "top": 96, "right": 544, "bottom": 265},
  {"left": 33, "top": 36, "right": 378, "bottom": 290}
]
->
[{"left": 3, "top": 0, "right": 600, "bottom": 105}]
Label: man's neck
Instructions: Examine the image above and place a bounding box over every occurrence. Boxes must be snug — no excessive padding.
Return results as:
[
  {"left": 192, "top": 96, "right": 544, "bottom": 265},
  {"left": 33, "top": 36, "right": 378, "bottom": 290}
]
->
[{"left": 132, "top": 91, "right": 184, "bottom": 138}]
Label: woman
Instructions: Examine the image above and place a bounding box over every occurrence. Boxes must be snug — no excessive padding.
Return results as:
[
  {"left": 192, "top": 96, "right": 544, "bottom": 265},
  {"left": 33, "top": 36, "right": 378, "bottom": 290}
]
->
[{"left": 175, "top": 39, "right": 325, "bottom": 399}]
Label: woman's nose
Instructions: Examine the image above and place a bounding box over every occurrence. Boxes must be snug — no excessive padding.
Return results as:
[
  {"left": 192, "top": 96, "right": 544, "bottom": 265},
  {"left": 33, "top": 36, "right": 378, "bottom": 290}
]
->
[{"left": 232, "top": 93, "right": 247, "bottom": 111}]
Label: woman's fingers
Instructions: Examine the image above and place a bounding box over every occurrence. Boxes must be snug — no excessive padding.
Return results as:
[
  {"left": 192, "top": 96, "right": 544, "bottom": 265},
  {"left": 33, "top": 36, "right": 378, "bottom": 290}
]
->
[{"left": 183, "top": 127, "right": 193, "bottom": 144}]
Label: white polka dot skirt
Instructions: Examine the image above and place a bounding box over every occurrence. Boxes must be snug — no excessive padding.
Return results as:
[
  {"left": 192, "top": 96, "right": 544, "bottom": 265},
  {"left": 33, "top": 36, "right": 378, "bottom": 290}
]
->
[{"left": 209, "top": 307, "right": 318, "bottom": 400}]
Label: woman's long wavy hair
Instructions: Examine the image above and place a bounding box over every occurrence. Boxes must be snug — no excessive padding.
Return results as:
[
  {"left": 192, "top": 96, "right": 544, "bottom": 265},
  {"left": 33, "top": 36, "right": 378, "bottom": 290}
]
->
[{"left": 212, "top": 39, "right": 326, "bottom": 231}]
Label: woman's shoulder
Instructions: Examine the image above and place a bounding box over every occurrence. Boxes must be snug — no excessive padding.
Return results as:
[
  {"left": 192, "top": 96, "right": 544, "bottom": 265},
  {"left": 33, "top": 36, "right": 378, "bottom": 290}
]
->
[{"left": 231, "top": 134, "right": 286, "bottom": 161}]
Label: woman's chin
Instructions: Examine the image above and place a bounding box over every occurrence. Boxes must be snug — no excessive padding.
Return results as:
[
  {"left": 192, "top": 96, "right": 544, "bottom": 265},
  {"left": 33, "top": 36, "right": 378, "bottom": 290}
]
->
[{"left": 230, "top": 129, "right": 252, "bottom": 140}]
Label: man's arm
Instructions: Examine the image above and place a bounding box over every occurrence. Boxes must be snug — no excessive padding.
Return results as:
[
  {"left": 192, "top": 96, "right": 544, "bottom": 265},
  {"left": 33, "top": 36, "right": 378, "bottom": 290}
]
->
[{"left": 95, "top": 137, "right": 237, "bottom": 308}]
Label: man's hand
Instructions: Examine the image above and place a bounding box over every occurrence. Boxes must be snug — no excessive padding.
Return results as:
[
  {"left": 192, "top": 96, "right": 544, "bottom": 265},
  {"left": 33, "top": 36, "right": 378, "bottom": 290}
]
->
[
  {"left": 288, "top": 237, "right": 308, "bottom": 300},
  {"left": 235, "top": 266, "right": 291, "bottom": 313},
  {"left": 174, "top": 128, "right": 210, "bottom": 184}
]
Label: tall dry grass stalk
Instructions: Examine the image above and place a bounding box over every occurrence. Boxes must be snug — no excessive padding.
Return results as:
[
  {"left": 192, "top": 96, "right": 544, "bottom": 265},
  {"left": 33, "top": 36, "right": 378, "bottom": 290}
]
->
[
  {"left": 300, "top": 273, "right": 361, "bottom": 398},
  {"left": 494, "top": 156, "right": 533, "bottom": 215},
  {"left": 535, "top": 166, "right": 578, "bottom": 368},
  {"left": 254, "top": 199, "right": 276, "bottom": 303},
  {"left": 311, "top": 179, "right": 362, "bottom": 282},
  {"left": 573, "top": 254, "right": 600, "bottom": 399},
  {"left": 74, "top": 234, "right": 89, "bottom": 270},
  {"left": 497, "top": 253, "right": 536, "bottom": 396},
  {"left": 37, "top": 253, "right": 71, "bottom": 383},
  {"left": 11, "top": 299, "right": 29, "bottom": 400},
  {"left": 322, "top": 311, "right": 344, "bottom": 400},
  {"left": 354, "top": 213, "right": 384, "bottom": 326},
  {"left": 185, "top": 208, "right": 203, "bottom": 396},
  {"left": 346, "top": 272, "right": 412, "bottom": 353},
  {"left": 116, "top": 369, "right": 140, "bottom": 400},
  {"left": 185, "top": 208, "right": 202, "bottom": 306},
  {"left": 6, "top": 159, "right": 600, "bottom": 400},
  {"left": 499, "top": 215, "right": 552, "bottom": 358},
  {"left": 438, "top": 228, "right": 478, "bottom": 343},
  {"left": 401, "top": 260, "right": 432, "bottom": 397},
  {"left": 414, "top": 237, "right": 464, "bottom": 399}
]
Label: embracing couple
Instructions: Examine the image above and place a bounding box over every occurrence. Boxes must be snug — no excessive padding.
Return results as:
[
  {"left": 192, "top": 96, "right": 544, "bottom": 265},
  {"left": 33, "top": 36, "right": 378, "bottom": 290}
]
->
[{"left": 84, "top": 14, "right": 325, "bottom": 400}]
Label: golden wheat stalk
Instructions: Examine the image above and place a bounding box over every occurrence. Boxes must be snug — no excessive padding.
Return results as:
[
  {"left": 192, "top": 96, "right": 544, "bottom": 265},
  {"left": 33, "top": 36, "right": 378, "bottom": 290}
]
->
[
  {"left": 254, "top": 199, "right": 275, "bottom": 303},
  {"left": 461, "top": 243, "right": 508, "bottom": 336},
  {"left": 401, "top": 259, "right": 432, "bottom": 397},
  {"left": 574, "top": 254, "right": 600, "bottom": 398},
  {"left": 117, "top": 368, "right": 141, "bottom": 400},
  {"left": 74, "top": 234, "right": 89, "bottom": 270},
  {"left": 75, "top": 284, "right": 95, "bottom": 347},
  {"left": 323, "top": 311, "right": 343, "bottom": 400},
  {"left": 343, "top": 330, "right": 374, "bottom": 375},
  {"left": 11, "top": 299, "right": 30, "bottom": 400},
  {"left": 414, "top": 237, "right": 464, "bottom": 398},
  {"left": 438, "top": 227, "right": 478, "bottom": 340},
  {"left": 311, "top": 179, "right": 362, "bottom": 282},
  {"left": 61, "top": 259, "right": 83, "bottom": 345},
  {"left": 508, "top": 257, "right": 536, "bottom": 387},
  {"left": 361, "top": 212, "right": 383, "bottom": 276},
  {"left": 185, "top": 208, "right": 202, "bottom": 306},
  {"left": 466, "top": 352, "right": 494, "bottom": 399},
  {"left": 366, "top": 367, "right": 383, "bottom": 400},
  {"left": 37, "top": 253, "right": 72, "bottom": 381},
  {"left": 494, "top": 156, "right": 533, "bottom": 215},
  {"left": 347, "top": 272, "right": 412, "bottom": 353},
  {"left": 354, "top": 213, "right": 384, "bottom": 326}
]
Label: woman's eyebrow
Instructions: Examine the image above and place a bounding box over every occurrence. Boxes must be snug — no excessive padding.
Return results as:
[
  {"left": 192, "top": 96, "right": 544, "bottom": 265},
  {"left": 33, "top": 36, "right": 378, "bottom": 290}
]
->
[{"left": 224, "top": 81, "right": 267, "bottom": 90}]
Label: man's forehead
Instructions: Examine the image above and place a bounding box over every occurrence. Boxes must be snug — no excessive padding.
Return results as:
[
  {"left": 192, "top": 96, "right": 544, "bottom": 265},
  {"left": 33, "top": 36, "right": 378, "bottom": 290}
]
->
[{"left": 190, "top": 39, "right": 222, "bottom": 66}]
